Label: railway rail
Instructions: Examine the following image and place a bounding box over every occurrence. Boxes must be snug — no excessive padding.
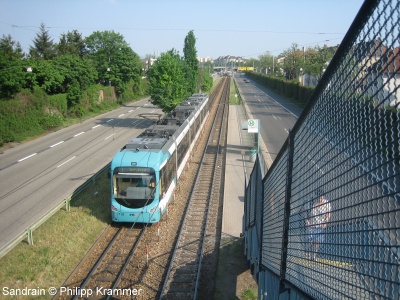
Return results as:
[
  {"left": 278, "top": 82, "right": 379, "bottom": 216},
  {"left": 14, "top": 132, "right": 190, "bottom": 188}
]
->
[
  {"left": 160, "top": 78, "right": 230, "bottom": 299},
  {"left": 57, "top": 225, "right": 145, "bottom": 299}
]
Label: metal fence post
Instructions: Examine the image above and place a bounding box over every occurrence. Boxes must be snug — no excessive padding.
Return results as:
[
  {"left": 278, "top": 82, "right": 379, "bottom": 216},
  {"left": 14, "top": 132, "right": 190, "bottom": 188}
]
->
[
  {"left": 27, "top": 229, "right": 33, "bottom": 246},
  {"left": 279, "top": 130, "right": 294, "bottom": 293},
  {"left": 65, "top": 197, "right": 71, "bottom": 212}
]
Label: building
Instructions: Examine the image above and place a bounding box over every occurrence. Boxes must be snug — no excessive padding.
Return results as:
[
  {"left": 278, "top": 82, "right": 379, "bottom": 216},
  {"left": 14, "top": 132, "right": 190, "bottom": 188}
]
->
[
  {"left": 197, "top": 56, "right": 213, "bottom": 63},
  {"left": 213, "top": 55, "right": 247, "bottom": 67}
]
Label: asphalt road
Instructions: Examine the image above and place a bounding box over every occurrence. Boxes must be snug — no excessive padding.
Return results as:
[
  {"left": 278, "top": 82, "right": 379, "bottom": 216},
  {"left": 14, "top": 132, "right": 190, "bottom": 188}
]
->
[
  {"left": 234, "top": 73, "right": 302, "bottom": 162},
  {"left": 0, "top": 97, "right": 163, "bottom": 251}
]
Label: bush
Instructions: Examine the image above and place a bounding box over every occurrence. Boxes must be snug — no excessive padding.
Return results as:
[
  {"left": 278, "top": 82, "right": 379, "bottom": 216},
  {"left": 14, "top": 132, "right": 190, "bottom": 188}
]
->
[
  {"left": 67, "top": 84, "right": 84, "bottom": 109},
  {"left": 0, "top": 81, "right": 147, "bottom": 147},
  {"left": 40, "top": 112, "right": 64, "bottom": 129},
  {"left": 248, "top": 72, "right": 314, "bottom": 107},
  {"left": 48, "top": 94, "right": 68, "bottom": 115}
]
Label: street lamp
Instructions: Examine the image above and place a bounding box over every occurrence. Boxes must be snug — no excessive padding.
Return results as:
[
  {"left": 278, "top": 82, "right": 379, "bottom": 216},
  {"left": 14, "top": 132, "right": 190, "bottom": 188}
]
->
[{"left": 300, "top": 68, "right": 303, "bottom": 85}]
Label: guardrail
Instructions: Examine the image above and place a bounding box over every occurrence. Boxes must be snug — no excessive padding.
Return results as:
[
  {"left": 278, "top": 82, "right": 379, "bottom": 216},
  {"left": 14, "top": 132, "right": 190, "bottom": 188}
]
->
[{"left": 0, "top": 163, "right": 110, "bottom": 259}]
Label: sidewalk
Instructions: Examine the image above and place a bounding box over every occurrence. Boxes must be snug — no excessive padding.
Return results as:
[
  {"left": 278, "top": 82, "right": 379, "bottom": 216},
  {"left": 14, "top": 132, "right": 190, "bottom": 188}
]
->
[{"left": 222, "top": 104, "right": 255, "bottom": 238}]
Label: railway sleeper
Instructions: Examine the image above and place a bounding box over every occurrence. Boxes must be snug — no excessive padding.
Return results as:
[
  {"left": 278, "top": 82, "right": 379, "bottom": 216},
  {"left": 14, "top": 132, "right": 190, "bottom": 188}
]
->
[
  {"left": 194, "top": 183, "right": 212, "bottom": 190},
  {"left": 180, "top": 244, "right": 201, "bottom": 253},
  {"left": 95, "top": 275, "right": 115, "bottom": 282},
  {"left": 191, "top": 194, "right": 209, "bottom": 200},
  {"left": 188, "top": 208, "right": 207, "bottom": 214},
  {"left": 169, "top": 273, "right": 196, "bottom": 283},
  {"left": 169, "top": 282, "right": 195, "bottom": 291},
  {"left": 181, "top": 232, "right": 203, "bottom": 239},
  {"left": 174, "top": 254, "right": 198, "bottom": 265},
  {"left": 178, "top": 249, "right": 199, "bottom": 258},
  {"left": 190, "top": 199, "right": 208, "bottom": 205},
  {"left": 109, "top": 259, "right": 125, "bottom": 265},
  {"left": 184, "top": 220, "right": 204, "bottom": 226},
  {"left": 114, "top": 253, "right": 128, "bottom": 258},
  {"left": 187, "top": 210, "right": 206, "bottom": 217},
  {"left": 172, "top": 260, "right": 197, "bottom": 269},
  {"left": 184, "top": 225, "right": 204, "bottom": 232},
  {"left": 164, "top": 290, "right": 192, "bottom": 299}
]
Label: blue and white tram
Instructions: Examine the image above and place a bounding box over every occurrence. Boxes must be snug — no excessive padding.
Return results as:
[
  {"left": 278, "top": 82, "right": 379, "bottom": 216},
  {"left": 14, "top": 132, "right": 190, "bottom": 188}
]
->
[{"left": 110, "top": 94, "right": 209, "bottom": 223}]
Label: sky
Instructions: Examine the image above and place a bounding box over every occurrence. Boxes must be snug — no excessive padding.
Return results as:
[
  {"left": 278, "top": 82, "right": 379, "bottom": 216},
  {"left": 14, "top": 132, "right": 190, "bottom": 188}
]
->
[{"left": 0, "top": 0, "right": 366, "bottom": 60}]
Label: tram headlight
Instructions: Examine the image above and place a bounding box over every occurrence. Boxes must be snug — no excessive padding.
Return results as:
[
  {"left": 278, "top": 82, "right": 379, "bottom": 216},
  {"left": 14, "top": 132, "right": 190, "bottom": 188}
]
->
[
  {"left": 149, "top": 206, "right": 157, "bottom": 213},
  {"left": 111, "top": 204, "right": 119, "bottom": 212}
]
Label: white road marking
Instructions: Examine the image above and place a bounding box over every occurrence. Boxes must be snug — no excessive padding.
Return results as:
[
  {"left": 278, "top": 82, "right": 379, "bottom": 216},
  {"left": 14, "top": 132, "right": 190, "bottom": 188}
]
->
[
  {"left": 74, "top": 132, "right": 85, "bottom": 137},
  {"left": 106, "top": 119, "right": 114, "bottom": 122},
  {"left": 118, "top": 114, "right": 125, "bottom": 117},
  {"left": 92, "top": 125, "right": 101, "bottom": 129},
  {"left": 57, "top": 156, "right": 76, "bottom": 168},
  {"left": 105, "top": 134, "right": 114, "bottom": 140},
  {"left": 50, "top": 141, "right": 64, "bottom": 148},
  {"left": 18, "top": 153, "right": 37, "bottom": 162}
]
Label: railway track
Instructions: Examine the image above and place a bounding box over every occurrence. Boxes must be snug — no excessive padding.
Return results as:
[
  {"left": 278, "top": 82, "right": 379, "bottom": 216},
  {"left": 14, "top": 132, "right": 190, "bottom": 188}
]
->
[
  {"left": 159, "top": 78, "right": 230, "bottom": 299},
  {"left": 58, "top": 225, "right": 145, "bottom": 299}
]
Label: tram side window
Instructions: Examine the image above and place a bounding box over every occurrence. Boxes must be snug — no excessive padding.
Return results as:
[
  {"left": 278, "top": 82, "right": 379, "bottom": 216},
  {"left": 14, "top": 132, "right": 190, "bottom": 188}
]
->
[
  {"left": 194, "top": 115, "right": 200, "bottom": 134},
  {"left": 160, "top": 151, "right": 176, "bottom": 195},
  {"left": 190, "top": 123, "right": 194, "bottom": 144},
  {"left": 177, "top": 133, "right": 189, "bottom": 165}
]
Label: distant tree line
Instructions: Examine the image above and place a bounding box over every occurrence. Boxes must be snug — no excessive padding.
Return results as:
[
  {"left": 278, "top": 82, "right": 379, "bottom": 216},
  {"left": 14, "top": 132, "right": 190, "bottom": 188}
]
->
[{"left": 245, "top": 42, "right": 338, "bottom": 81}]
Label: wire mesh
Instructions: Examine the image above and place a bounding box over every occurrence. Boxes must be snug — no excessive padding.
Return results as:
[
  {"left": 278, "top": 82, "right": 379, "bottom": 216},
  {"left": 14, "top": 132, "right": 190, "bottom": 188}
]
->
[
  {"left": 262, "top": 149, "right": 288, "bottom": 274},
  {"left": 245, "top": 0, "right": 400, "bottom": 298}
]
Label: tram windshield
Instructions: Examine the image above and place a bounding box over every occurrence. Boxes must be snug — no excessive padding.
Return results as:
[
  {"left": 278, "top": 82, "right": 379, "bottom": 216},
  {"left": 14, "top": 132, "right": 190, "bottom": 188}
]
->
[{"left": 113, "top": 167, "right": 156, "bottom": 208}]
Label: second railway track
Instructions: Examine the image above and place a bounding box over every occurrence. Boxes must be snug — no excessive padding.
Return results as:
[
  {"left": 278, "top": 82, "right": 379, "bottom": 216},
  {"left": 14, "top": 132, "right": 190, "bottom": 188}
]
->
[{"left": 160, "top": 78, "right": 230, "bottom": 299}]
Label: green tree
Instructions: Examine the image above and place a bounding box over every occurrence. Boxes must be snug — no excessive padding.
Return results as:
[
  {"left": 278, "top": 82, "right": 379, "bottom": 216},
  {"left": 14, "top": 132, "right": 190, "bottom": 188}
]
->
[
  {"left": 57, "top": 30, "right": 85, "bottom": 57},
  {"left": 24, "top": 58, "right": 64, "bottom": 94},
  {"left": 29, "top": 23, "right": 56, "bottom": 60},
  {"left": 302, "top": 45, "right": 337, "bottom": 77},
  {"left": 281, "top": 43, "right": 302, "bottom": 80},
  {"left": 107, "top": 45, "right": 142, "bottom": 94},
  {"left": 199, "top": 68, "right": 213, "bottom": 92},
  {"left": 53, "top": 54, "right": 97, "bottom": 93},
  {"left": 84, "top": 30, "right": 142, "bottom": 94},
  {"left": 183, "top": 30, "right": 198, "bottom": 94},
  {"left": 148, "top": 49, "right": 187, "bottom": 112},
  {"left": 258, "top": 52, "right": 275, "bottom": 75},
  {"left": 0, "top": 35, "right": 26, "bottom": 98},
  {"left": 245, "top": 58, "right": 260, "bottom": 70},
  {"left": 0, "top": 34, "right": 24, "bottom": 59},
  {"left": 85, "top": 31, "right": 122, "bottom": 83}
]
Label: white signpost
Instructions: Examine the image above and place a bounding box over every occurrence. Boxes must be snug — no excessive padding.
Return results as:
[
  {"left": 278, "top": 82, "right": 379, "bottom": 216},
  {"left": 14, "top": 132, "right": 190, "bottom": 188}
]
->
[{"left": 247, "top": 119, "right": 260, "bottom": 161}]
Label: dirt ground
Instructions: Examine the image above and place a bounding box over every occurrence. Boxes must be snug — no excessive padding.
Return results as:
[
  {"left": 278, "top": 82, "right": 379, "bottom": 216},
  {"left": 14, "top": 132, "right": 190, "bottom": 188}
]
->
[{"left": 214, "top": 236, "right": 258, "bottom": 300}]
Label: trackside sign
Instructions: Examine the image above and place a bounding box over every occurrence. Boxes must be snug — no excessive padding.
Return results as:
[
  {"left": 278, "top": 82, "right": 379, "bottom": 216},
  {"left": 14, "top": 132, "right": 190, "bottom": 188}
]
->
[{"left": 248, "top": 119, "right": 259, "bottom": 133}]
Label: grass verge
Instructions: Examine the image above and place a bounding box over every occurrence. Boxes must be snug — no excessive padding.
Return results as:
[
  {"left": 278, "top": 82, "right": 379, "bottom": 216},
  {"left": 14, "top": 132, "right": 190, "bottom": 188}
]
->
[
  {"left": 214, "top": 237, "right": 258, "bottom": 300},
  {"left": 0, "top": 172, "right": 110, "bottom": 298},
  {"left": 230, "top": 78, "right": 241, "bottom": 105}
]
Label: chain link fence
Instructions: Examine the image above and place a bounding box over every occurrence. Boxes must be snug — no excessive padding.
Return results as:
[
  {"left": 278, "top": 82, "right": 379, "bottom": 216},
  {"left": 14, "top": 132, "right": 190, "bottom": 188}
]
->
[{"left": 243, "top": 0, "right": 399, "bottom": 298}]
